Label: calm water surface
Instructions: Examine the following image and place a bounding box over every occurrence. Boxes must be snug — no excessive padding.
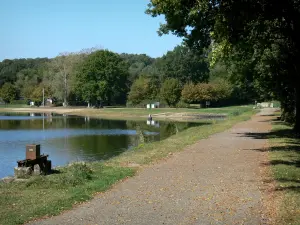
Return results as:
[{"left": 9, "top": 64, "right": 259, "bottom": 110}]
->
[{"left": 0, "top": 113, "right": 201, "bottom": 178}]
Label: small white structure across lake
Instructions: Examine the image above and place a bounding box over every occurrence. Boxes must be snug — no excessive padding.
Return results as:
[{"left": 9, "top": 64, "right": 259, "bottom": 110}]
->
[{"left": 147, "top": 102, "right": 160, "bottom": 109}]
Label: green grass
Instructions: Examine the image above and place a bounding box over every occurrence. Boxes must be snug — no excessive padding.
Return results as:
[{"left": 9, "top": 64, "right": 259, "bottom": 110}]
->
[
  {"left": 0, "top": 104, "right": 29, "bottom": 108},
  {"left": 0, "top": 104, "right": 252, "bottom": 114},
  {"left": 0, "top": 163, "right": 135, "bottom": 225},
  {"left": 0, "top": 106, "right": 255, "bottom": 224},
  {"left": 268, "top": 119, "right": 300, "bottom": 224},
  {"left": 100, "top": 105, "right": 252, "bottom": 115},
  {"left": 61, "top": 105, "right": 254, "bottom": 121},
  {"left": 0, "top": 105, "right": 254, "bottom": 123}
]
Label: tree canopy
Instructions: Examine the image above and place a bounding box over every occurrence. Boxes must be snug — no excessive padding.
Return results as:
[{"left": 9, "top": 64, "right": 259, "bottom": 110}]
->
[
  {"left": 160, "top": 78, "right": 181, "bottom": 107},
  {"left": 155, "top": 45, "right": 209, "bottom": 84},
  {"left": 0, "top": 83, "right": 18, "bottom": 103},
  {"left": 75, "top": 50, "right": 129, "bottom": 106},
  {"left": 127, "top": 76, "right": 159, "bottom": 106},
  {"left": 147, "top": 0, "right": 300, "bottom": 131}
]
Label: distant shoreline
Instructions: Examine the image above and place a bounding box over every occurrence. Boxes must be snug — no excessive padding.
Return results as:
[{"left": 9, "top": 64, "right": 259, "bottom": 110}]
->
[{"left": 0, "top": 107, "right": 227, "bottom": 122}]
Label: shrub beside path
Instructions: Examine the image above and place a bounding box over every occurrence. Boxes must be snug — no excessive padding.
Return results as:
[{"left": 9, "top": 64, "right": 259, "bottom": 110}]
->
[{"left": 29, "top": 108, "right": 277, "bottom": 225}]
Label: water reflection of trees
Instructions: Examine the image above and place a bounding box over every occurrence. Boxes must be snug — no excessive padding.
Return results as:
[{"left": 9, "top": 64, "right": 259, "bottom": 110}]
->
[
  {"left": 0, "top": 114, "right": 206, "bottom": 163},
  {"left": 57, "top": 120, "right": 203, "bottom": 162},
  {"left": 48, "top": 135, "right": 134, "bottom": 161},
  {"left": 125, "top": 120, "right": 202, "bottom": 142},
  {"left": 0, "top": 115, "right": 129, "bottom": 130}
]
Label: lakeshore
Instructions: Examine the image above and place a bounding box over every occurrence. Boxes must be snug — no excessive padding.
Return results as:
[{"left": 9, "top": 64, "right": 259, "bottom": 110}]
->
[
  {"left": 0, "top": 106, "right": 256, "bottom": 224},
  {"left": 0, "top": 105, "right": 249, "bottom": 121}
]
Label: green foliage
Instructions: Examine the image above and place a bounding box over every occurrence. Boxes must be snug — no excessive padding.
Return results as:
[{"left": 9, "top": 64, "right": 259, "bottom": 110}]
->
[
  {"left": 120, "top": 53, "right": 154, "bottom": 82},
  {"left": 0, "top": 83, "right": 18, "bottom": 103},
  {"left": 28, "top": 85, "right": 52, "bottom": 105},
  {"left": 127, "top": 76, "right": 159, "bottom": 106},
  {"left": 0, "top": 45, "right": 211, "bottom": 108},
  {"left": 176, "top": 100, "right": 189, "bottom": 108},
  {"left": 156, "top": 45, "right": 209, "bottom": 84},
  {"left": 76, "top": 50, "right": 129, "bottom": 105},
  {"left": 209, "top": 62, "right": 229, "bottom": 82},
  {"left": 181, "top": 83, "right": 214, "bottom": 103},
  {"left": 146, "top": 0, "right": 300, "bottom": 130},
  {"left": 181, "top": 81, "right": 232, "bottom": 104},
  {"left": 47, "top": 53, "right": 85, "bottom": 105},
  {"left": 211, "top": 79, "right": 233, "bottom": 101},
  {"left": 0, "top": 58, "right": 49, "bottom": 88},
  {"left": 181, "top": 83, "right": 197, "bottom": 104},
  {"left": 160, "top": 78, "right": 181, "bottom": 107}
]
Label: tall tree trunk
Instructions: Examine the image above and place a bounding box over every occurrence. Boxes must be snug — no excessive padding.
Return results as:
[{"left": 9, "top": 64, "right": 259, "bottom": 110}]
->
[{"left": 294, "top": 85, "right": 300, "bottom": 133}]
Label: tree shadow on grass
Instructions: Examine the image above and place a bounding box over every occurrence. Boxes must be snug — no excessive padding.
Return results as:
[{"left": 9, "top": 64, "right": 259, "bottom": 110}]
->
[
  {"left": 241, "top": 121, "right": 300, "bottom": 193},
  {"left": 262, "top": 159, "right": 300, "bottom": 167},
  {"left": 275, "top": 186, "right": 300, "bottom": 192},
  {"left": 249, "top": 145, "right": 300, "bottom": 153},
  {"left": 277, "top": 178, "right": 300, "bottom": 183},
  {"left": 239, "top": 129, "right": 300, "bottom": 140},
  {"left": 260, "top": 156, "right": 300, "bottom": 193},
  {"left": 275, "top": 179, "right": 300, "bottom": 193}
]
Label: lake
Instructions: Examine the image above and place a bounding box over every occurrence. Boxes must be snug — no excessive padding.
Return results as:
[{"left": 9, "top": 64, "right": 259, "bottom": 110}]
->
[{"left": 0, "top": 113, "right": 201, "bottom": 178}]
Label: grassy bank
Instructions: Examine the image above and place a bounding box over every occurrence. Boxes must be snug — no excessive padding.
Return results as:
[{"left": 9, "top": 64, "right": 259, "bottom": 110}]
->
[
  {"left": 0, "top": 106, "right": 255, "bottom": 225},
  {"left": 268, "top": 119, "right": 300, "bottom": 224},
  {"left": 0, "top": 104, "right": 29, "bottom": 108},
  {"left": 0, "top": 164, "right": 135, "bottom": 225},
  {"left": 0, "top": 105, "right": 253, "bottom": 121}
]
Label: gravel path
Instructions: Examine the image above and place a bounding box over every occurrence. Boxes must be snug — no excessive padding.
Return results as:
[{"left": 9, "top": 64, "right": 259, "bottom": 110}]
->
[{"left": 29, "top": 109, "right": 276, "bottom": 225}]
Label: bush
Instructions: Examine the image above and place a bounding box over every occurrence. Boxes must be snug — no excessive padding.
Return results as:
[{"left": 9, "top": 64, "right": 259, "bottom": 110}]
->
[
  {"left": 160, "top": 78, "right": 181, "bottom": 107},
  {"left": 0, "top": 83, "right": 18, "bottom": 103},
  {"left": 25, "top": 162, "right": 93, "bottom": 188},
  {"left": 176, "top": 100, "right": 189, "bottom": 108},
  {"left": 62, "top": 162, "right": 93, "bottom": 186},
  {"left": 127, "top": 76, "right": 159, "bottom": 106},
  {"left": 181, "top": 80, "right": 232, "bottom": 104}
]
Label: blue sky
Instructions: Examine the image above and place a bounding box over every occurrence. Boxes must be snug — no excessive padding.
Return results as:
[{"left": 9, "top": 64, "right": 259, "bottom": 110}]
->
[{"left": 0, "top": 0, "right": 182, "bottom": 60}]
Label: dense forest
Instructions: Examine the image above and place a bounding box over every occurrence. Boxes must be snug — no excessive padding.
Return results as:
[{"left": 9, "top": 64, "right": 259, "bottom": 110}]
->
[{"left": 0, "top": 45, "right": 252, "bottom": 108}]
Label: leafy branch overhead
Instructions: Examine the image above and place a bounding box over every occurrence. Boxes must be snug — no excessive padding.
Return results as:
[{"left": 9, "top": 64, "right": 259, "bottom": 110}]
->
[{"left": 147, "top": 0, "right": 300, "bottom": 131}]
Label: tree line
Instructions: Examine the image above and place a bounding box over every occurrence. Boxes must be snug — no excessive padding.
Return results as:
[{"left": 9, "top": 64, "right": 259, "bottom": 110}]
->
[
  {"left": 0, "top": 45, "right": 248, "bottom": 108},
  {"left": 2, "top": 0, "right": 299, "bottom": 131}
]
